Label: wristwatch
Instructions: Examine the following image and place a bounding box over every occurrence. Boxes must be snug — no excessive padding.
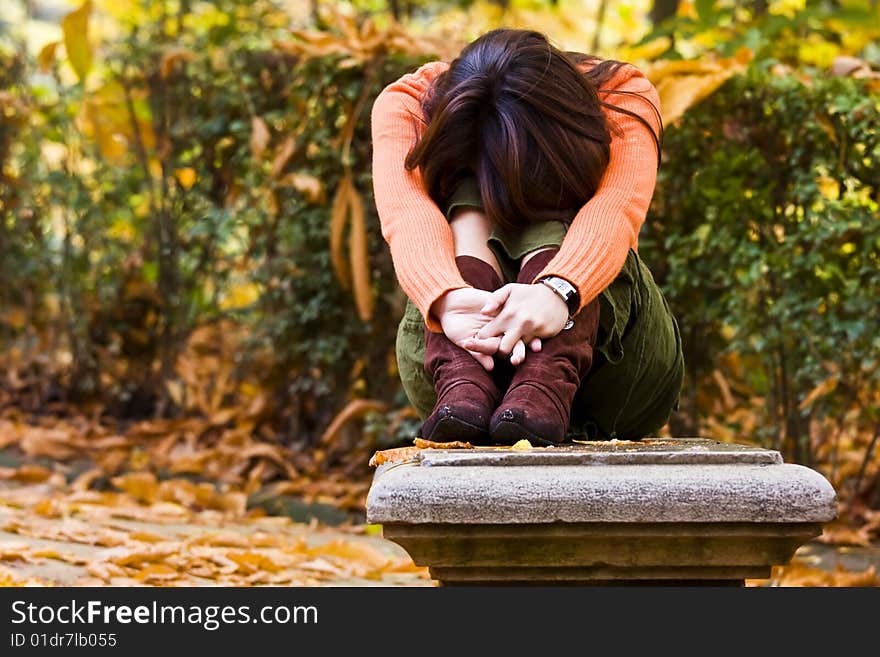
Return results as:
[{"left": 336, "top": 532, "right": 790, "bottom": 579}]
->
[{"left": 537, "top": 275, "right": 580, "bottom": 317}]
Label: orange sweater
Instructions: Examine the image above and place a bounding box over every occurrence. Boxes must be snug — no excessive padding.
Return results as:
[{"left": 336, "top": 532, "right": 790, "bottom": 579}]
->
[{"left": 370, "top": 59, "right": 662, "bottom": 333}]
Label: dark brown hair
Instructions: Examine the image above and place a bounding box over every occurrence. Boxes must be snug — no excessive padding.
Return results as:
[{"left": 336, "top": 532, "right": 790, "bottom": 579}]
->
[{"left": 404, "top": 28, "right": 662, "bottom": 232}]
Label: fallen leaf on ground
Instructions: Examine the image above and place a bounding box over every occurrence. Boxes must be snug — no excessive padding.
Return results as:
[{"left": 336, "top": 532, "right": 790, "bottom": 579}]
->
[
  {"left": 753, "top": 561, "right": 879, "bottom": 587},
  {"left": 0, "top": 464, "right": 54, "bottom": 483},
  {"left": 816, "top": 521, "right": 873, "bottom": 547},
  {"left": 0, "top": 478, "right": 432, "bottom": 587}
]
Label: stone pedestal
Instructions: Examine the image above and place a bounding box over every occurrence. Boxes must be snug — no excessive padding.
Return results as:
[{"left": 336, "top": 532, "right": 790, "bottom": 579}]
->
[{"left": 365, "top": 439, "right": 837, "bottom": 586}]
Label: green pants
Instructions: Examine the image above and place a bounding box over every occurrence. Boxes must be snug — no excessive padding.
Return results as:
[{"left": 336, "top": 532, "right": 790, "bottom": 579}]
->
[{"left": 395, "top": 177, "right": 684, "bottom": 440}]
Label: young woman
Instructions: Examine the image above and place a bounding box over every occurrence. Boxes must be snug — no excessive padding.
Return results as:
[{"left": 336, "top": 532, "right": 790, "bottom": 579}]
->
[{"left": 370, "top": 28, "right": 684, "bottom": 445}]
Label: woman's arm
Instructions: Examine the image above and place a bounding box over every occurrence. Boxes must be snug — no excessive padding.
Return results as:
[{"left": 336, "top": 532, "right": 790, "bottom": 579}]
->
[
  {"left": 370, "top": 61, "right": 471, "bottom": 333},
  {"left": 527, "top": 63, "right": 663, "bottom": 313}
]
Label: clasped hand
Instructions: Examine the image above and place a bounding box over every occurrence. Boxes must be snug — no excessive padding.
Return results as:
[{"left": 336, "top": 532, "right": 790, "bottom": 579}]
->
[{"left": 432, "top": 283, "right": 570, "bottom": 369}]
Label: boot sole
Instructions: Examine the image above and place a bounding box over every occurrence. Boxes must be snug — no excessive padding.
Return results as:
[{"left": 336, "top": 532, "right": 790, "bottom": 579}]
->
[
  {"left": 423, "top": 414, "right": 490, "bottom": 444},
  {"left": 490, "top": 419, "right": 562, "bottom": 447}
]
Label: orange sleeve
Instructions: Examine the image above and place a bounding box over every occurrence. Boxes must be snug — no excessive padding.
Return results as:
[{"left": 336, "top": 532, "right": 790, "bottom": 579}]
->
[
  {"left": 529, "top": 63, "right": 663, "bottom": 314},
  {"left": 369, "top": 61, "right": 470, "bottom": 333}
]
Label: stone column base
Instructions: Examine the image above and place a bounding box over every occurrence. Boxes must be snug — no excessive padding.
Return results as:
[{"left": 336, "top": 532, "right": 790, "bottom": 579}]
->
[
  {"left": 383, "top": 521, "right": 824, "bottom": 586},
  {"left": 367, "top": 439, "right": 837, "bottom": 586}
]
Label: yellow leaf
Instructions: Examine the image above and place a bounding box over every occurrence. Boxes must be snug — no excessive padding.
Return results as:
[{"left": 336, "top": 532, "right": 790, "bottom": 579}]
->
[
  {"left": 413, "top": 438, "right": 473, "bottom": 449},
  {"left": 159, "top": 47, "right": 196, "bottom": 79},
  {"left": 511, "top": 439, "right": 533, "bottom": 451},
  {"left": 653, "top": 70, "right": 730, "bottom": 125},
  {"left": 347, "top": 183, "right": 373, "bottom": 322},
  {"left": 107, "top": 217, "right": 136, "bottom": 242},
  {"left": 111, "top": 471, "right": 159, "bottom": 503},
  {"left": 134, "top": 563, "right": 180, "bottom": 581},
  {"left": 646, "top": 51, "right": 752, "bottom": 124},
  {"left": 220, "top": 281, "right": 261, "bottom": 310},
  {"left": 77, "top": 82, "right": 155, "bottom": 164},
  {"left": 71, "top": 468, "right": 103, "bottom": 491},
  {"left": 321, "top": 399, "right": 388, "bottom": 445},
  {"left": 33, "top": 499, "right": 60, "bottom": 518},
  {"left": 799, "top": 375, "right": 839, "bottom": 411},
  {"left": 62, "top": 1, "right": 93, "bottom": 82},
  {"left": 330, "top": 174, "right": 352, "bottom": 289},
  {"left": 270, "top": 135, "right": 297, "bottom": 178},
  {"left": 165, "top": 379, "right": 184, "bottom": 406},
  {"left": 250, "top": 116, "right": 270, "bottom": 159},
  {"left": 1, "top": 306, "right": 27, "bottom": 329},
  {"left": 798, "top": 34, "right": 840, "bottom": 69},
  {"left": 369, "top": 446, "right": 421, "bottom": 467},
  {"left": 0, "top": 464, "right": 53, "bottom": 483},
  {"left": 174, "top": 167, "right": 197, "bottom": 190},
  {"left": 226, "top": 552, "right": 283, "bottom": 573},
  {"left": 38, "top": 41, "right": 60, "bottom": 73},
  {"left": 620, "top": 36, "right": 671, "bottom": 62},
  {"left": 816, "top": 175, "right": 839, "bottom": 200},
  {"left": 278, "top": 172, "right": 325, "bottom": 204}
]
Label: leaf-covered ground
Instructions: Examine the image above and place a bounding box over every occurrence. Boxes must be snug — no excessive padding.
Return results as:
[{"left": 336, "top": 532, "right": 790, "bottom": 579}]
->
[
  {"left": 1, "top": 469, "right": 878, "bottom": 587},
  {"left": 1, "top": 388, "right": 877, "bottom": 588},
  {"left": 0, "top": 475, "right": 429, "bottom": 587}
]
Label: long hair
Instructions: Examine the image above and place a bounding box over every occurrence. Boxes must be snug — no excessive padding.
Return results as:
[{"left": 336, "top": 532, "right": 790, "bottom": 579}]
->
[{"left": 403, "top": 28, "right": 662, "bottom": 232}]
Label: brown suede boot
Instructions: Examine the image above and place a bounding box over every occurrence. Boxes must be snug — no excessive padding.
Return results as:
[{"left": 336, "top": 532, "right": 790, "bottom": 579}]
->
[
  {"left": 489, "top": 248, "right": 600, "bottom": 445},
  {"left": 420, "top": 256, "right": 505, "bottom": 443}
]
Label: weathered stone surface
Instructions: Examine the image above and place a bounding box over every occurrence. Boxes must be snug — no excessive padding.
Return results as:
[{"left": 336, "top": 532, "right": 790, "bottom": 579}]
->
[{"left": 367, "top": 462, "right": 836, "bottom": 524}]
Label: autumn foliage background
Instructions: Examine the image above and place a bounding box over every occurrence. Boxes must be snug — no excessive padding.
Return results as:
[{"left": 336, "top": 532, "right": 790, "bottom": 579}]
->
[{"left": 1, "top": 0, "right": 880, "bottom": 584}]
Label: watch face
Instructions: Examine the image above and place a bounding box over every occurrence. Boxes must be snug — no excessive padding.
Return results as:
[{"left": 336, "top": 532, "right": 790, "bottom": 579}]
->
[
  {"left": 552, "top": 278, "right": 573, "bottom": 298},
  {"left": 540, "top": 277, "right": 577, "bottom": 315}
]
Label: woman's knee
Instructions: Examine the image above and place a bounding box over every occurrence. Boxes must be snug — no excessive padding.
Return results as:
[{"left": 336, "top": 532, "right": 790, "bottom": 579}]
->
[{"left": 520, "top": 246, "right": 557, "bottom": 267}]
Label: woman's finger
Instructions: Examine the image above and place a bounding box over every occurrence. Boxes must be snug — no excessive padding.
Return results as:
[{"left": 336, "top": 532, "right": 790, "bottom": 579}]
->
[
  {"left": 481, "top": 285, "right": 512, "bottom": 315},
  {"left": 510, "top": 339, "right": 526, "bottom": 366},
  {"left": 462, "top": 335, "right": 502, "bottom": 354},
  {"left": 498, "top": 328, "right": 523, "bottom": 356},
  {"left": 529, "top": 337, "right": 542, "bottom": 352},
  {"left": 467, "top": 349, "right": 495, "bottom": 371},
  {"left": 475, "top": 311, "right": 513, "bottom": 340}
]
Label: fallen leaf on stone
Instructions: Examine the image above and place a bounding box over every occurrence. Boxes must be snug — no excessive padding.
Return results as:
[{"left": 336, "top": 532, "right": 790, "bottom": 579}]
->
[
  {"left": 413, "top": 438, "right": 473, "bottom": 449},
  {"left": 510, "top": 439, "right": 532, "bottom": 451},
  {"left": 368, "top": 446, "right": 420, "bottom": 467}
]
